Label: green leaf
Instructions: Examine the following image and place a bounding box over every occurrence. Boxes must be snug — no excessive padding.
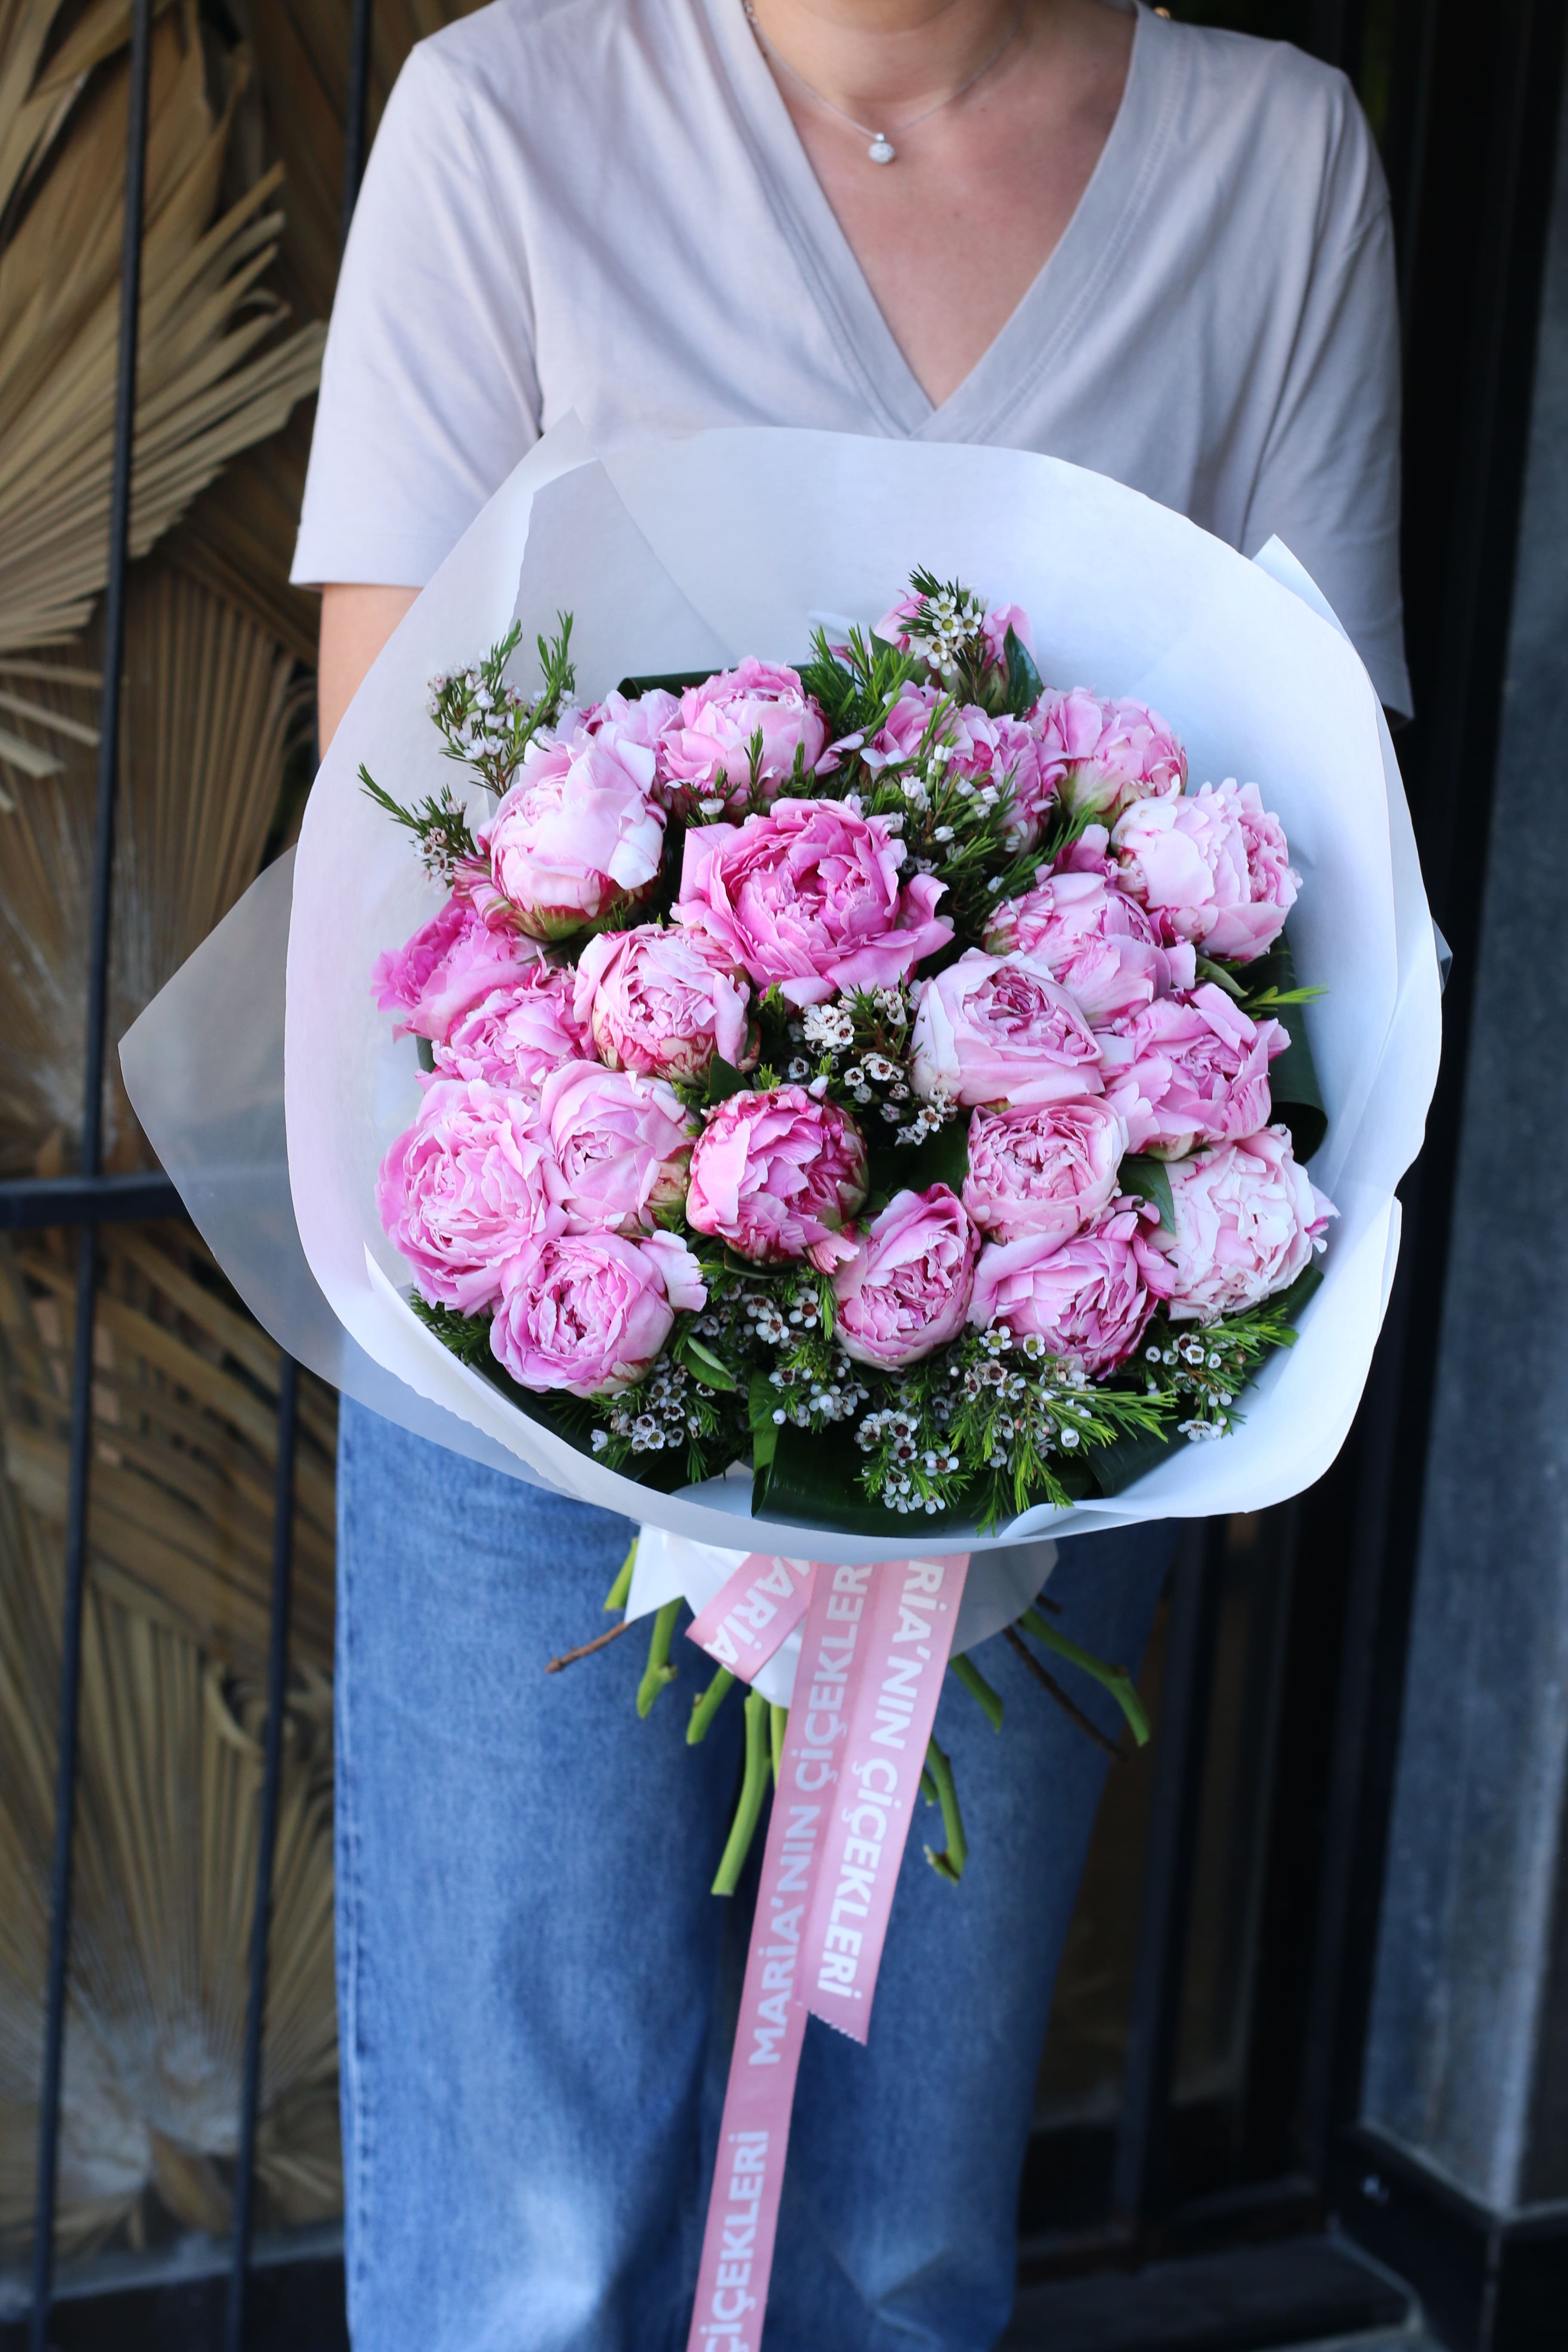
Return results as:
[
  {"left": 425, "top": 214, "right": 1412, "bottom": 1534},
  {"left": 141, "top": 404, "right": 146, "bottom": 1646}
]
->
[
  {"left": 748, "top": 1372, "right": 779, "bottom": 1473},
  {"left": 1243, "top": 935, "right": 1327, "bottom": 1161},
  {"left": 725, "top": 1246, "right": 787, "bottom": 1282},
  {"left": 760, "top": 1422, "right": 968, "bottom": 1537},
  {"left": 1246, "top": 984, "right": 1327, "bottom": 1010},
  {"left": 1193, "top": 954, "right": 1248, "bottom": 1001},
  {"left": 1265, "top": 1260, "right": 1325, "bottom": 1327},
  {"left": 1003, "top": 625, "right": 1044, "bottom": 718},
  {"left": 416, "top": 1035, "right": 436, "bottom": 1075},
  {"left": 888, "top": 1114, "right": 970, "bottom": 1196},
  {"left": 1118, "top": 1153, "right": 1175, "bottom": 1231},
  {"left": 706, "top": 1055, "right": 752, "bottom": 1105},
  {"left": 616, "top": 668, "right": 728, "bottom": 697},
  {"left": 680, "top": 1335, "right": 738, "bottom": 1393},
  {"left": 1086, "top": 1424, "right": 1180, "bottom": 1497}
]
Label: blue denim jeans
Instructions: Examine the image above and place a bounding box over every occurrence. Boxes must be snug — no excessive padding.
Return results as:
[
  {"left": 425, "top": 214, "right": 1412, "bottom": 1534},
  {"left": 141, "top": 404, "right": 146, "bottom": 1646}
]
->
[{"left": 335, "top": 1399, "right": 1172, "bottom": 2351}]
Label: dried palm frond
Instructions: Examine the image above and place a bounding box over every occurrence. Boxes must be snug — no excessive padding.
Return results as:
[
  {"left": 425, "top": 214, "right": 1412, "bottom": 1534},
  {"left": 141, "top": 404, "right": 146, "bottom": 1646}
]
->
[
  {"left": 0, "top": 1478, "right": 339, "bottom": 2261},
  {"left": 168, "top": 0, "right": 485, "bottom": 658},
  {"left": 0, "top": 566, "right": 306, "bottom": 1171},
  {"left": 0, "top": 1219, "right": 336, "bottom": 1678},
  {"left": 166, "top": 409, "right": 320, "bottom": 665},
  {"left": 246, "top": 0, "right": 485, "bottom": 327},
  {"left": 0, "top": 0, "right": 324, "bottom": 652}
]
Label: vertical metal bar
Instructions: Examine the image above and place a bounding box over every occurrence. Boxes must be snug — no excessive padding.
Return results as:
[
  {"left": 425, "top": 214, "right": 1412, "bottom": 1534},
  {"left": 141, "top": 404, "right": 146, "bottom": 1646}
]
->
[
  {"left": 1111, "top": 1525, "right": 1223, "bottom": 2232},
  {"left": 224, "top": 1355, "right": 300, "bottom": 2352},
  {"left": 340, "top": 0, "right": 375, "bottom": 258},
  {"left": 225, "top": 15, "right": 374, "bottom": 2338},
  {"left": 28, "top": 6, "right": 153, "bottom": 2342},
  {"left": 1308, "top": 0, "right": 1371, "bottom": 77}
]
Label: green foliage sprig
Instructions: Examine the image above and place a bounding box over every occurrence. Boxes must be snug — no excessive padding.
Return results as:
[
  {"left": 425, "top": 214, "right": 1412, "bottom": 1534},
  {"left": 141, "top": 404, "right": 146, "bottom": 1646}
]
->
[
  {"left": 1136, "top": 1285, "right": 1310, "bottom": 1441},
  {"left": 796, "top": 622, "right": 920, "bottom": 741},
  {"left": 407, "top": 1292, "right": 494, "bottom": 1363},
  {"left": 428, "top": 615, "right": 576, "bottom": 795},
  {"left": 358, "top": 770, "right": 477, "bottom": 884}
]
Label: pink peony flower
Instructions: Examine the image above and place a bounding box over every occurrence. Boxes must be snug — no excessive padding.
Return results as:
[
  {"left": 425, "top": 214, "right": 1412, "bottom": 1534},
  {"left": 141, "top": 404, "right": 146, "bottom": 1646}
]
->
[
  {"left": 659, "top": 659, "right": 832, "bottom": 815},
  {"left": 962, "top": 1099, "right": 1129, "bottom": 1250},
  {"left": 1100, "top": 984, "right": 1288, "bottom": 1160},
  {"left": 873, "top": 592, "right": 927, "bottom": 650},
  {"left": 983, "top": 870, "right": 1195, "bottom": 1024},
  {"left": 378, "top": 1078, "right": 562, "bottom": 1314},
  {"left": 984, "top": 867, "right": 1156, "bottom": 958},
  {"left": 490, "top": 1228, "right": 706, "bottom": 1396},
  {"left": 1155, "top": 1125, "right": 1336, "bottom": 1323},
  {"left": 833, "top": 1185, "right": 979, "bottom": 1369},
  {"left": 1234, "top": 785, "right": 1298, "bottom": 938},
  {"left": 685, "top": 1086, "right": 868, "bottom": 1266},
  {"left": 527, "top": 1062, "right": 695, "bottom": 1236},
  {"left": 864, "top": 685, "right": 1057, "bottom": 847},
  {"left": 1051, "top": 823, "right": 1117, "bottom": 880},
  {"left": 573, "top": 924, "right": 755, "bottom": 1081},
  {"left": 578, "top": 685, "right": 681, "bottom": 758},
  {"left": 1032, "top": 689, "right": 1186, "bottom": 825},
  {"left": 909, "top": 949, "right": 1105, "bottom": 1110},
  {"left": 432, "top": 965, "right": 594, "bottom": 1093},
  {"left": 674, "top": 798, "right": 951, "bottom": 1008},
  {"left": 1111, "top": 780, "right": 1298, "bottom": 963},
  {"left": 475, "top": 729, "right": 665, "bottom": 942},
  {"left": 969, "top": 1204, "right": 1175, "bottom": 1378},
  {"left": 372, "top": 889, "right": 546, "bottom": 1043}
]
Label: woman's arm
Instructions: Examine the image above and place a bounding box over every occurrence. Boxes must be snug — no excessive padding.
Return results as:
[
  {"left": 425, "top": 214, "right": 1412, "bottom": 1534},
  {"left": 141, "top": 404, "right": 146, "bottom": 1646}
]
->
[{"left": 318, "top": 584, "right": 421, "bottom": 750}]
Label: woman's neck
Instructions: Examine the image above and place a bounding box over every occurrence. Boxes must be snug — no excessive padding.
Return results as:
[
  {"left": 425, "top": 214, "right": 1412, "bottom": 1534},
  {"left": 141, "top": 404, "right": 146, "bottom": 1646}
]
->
[
  {"left": 746, "top": 0, "right": 1029, "bottom": 123},
  {"left": 737, "top": 0, "right": 1136, "bottom": 408}
]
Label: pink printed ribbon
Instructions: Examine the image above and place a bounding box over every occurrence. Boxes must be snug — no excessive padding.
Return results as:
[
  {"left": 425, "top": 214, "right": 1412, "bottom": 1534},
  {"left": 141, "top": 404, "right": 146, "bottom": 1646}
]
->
[
  {"left": 686, "top": 1553, "right": 814, "bottom": 1683},
  {"left": 685, "top": 1553, "right": 968, "bottom": 2352},
  {"left": 798, "top": 1553, "right": 967, "bottom": 2043}
]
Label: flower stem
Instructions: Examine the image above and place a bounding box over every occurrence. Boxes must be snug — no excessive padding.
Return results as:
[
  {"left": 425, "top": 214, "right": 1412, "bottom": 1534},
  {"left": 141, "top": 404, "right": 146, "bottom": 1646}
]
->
[
  {"left": 769, "top": 1704, "right": 788, "bottom": 1784},
  {"left": 687, "top": 1667, "right": 736, "bottom": 1745},
  {"left": 712, "top": 1690, "right": 772, "bottom": 1896},
  {"left": 636, "top": 1599, "right": 681, "bottom": 1718},
  {"left": 950, "top": 1653, "right": 1004, "bottom": 1731},
  {"left": 922, "top": 1736, "right": 967, "bottom": 1883},
  {"left": 545, "top": 1619, "right": 633, "bottom": 1674},
  {"left": 603, "top": 1537, "right": 639, "bottom": 1614},
  {"left": 1003, "top": 1626, "right": 1119, "bottom": 1757},
  {"left": 1018, "top": 1608, "right": 1150, "bottom": 1746}
]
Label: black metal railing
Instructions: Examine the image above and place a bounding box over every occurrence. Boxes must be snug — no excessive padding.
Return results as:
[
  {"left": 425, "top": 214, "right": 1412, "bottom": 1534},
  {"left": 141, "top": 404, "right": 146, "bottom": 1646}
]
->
[
  {"left": 8, "top": 3, "right": 374, "bottom": 2346},
  {"left": 26, "top": 0, "right": 155, "bottom": 2335}
]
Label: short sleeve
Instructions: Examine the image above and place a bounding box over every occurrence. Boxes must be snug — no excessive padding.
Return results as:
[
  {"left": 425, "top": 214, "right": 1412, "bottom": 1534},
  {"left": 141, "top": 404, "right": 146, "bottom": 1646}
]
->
[
  {"left": 1241, "top": 93, "right": 1410, "bottom": 717},
  {"left": 290, "top": 40, "right": 542, "bottom": 589}
]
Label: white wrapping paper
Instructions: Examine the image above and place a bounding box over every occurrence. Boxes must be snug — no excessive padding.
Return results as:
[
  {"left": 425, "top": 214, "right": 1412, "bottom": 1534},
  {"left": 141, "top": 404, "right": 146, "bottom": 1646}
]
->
[{"left": 122, "top": 421, "right": 1441, "bottom": 1616}]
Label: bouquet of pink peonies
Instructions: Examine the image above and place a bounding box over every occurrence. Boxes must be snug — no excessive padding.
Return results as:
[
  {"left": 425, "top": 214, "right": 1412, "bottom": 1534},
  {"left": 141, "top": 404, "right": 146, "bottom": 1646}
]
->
[
  {"left": 122, "top": 426, "right": 1439, "bottom": 2352},
  {"left": 364, "top": 572, "right": 1338, "bottom": 1537},
  {"left": 125, "top": 420, "right": 1439, "bottom": 1568}
]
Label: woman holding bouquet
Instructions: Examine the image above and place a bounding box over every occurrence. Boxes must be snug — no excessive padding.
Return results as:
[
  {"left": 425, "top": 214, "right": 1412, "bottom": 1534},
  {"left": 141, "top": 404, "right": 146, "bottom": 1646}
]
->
[{"left": 292, "top": 0, "right": 1407, "bottom": 2343}]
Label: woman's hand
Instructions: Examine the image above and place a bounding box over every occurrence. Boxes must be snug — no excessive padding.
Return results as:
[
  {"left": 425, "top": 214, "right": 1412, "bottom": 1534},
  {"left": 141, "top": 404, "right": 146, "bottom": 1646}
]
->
[{"left": 318, "top": 582, "right": 420, "bottom": 750}]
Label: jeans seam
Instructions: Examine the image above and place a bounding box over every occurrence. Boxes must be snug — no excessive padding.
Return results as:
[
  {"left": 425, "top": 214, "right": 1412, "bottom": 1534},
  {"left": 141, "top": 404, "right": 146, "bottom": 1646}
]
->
[{"left": 337, "top": 1418, "right": 375, "bottom": 2320}]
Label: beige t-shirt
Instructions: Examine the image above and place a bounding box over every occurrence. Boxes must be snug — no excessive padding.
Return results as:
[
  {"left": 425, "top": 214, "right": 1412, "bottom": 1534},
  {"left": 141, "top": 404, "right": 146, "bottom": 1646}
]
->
[{"left": 293, "top": 0, "right": 1410, "bottom": 712}]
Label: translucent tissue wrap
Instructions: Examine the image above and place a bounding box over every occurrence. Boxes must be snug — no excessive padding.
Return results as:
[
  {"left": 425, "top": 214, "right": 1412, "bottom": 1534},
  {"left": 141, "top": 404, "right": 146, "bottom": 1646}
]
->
[{"left": 121, "top": 419, "right": 1440, "bottom": 1621}]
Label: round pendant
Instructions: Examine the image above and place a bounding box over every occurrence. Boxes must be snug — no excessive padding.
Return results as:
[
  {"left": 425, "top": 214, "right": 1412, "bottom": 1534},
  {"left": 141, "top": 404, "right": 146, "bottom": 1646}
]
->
[{"left": 867, "top": 135, "right": 896, "bottom": 164}]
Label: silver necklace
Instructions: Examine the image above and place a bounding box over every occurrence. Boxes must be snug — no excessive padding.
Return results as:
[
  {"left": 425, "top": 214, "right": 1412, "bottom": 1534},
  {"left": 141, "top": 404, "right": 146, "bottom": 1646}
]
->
[{"left": 741, "top": 0, "right": 1022, "bottom": 165}]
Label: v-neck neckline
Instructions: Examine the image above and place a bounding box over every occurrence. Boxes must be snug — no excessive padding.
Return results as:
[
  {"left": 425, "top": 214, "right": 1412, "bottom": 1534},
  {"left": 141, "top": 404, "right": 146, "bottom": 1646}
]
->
[{"left": 700, "top": 0, "right": 1184, "bottom": 443}]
